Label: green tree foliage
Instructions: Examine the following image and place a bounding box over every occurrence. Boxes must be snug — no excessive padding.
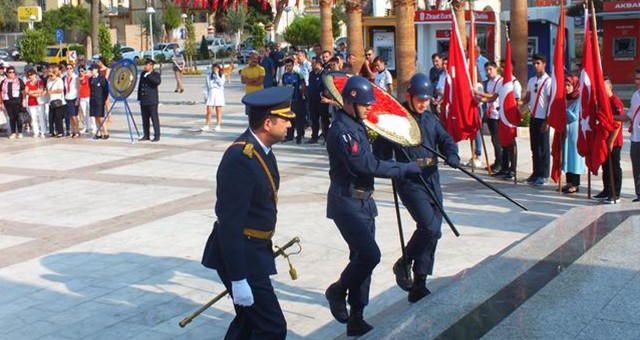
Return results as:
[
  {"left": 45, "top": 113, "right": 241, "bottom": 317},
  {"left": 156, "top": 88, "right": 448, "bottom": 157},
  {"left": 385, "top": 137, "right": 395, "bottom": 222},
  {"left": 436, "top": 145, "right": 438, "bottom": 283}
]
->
[
  {"left": 0, "top": 0, "right": 19, "bottom": 32},
  {"left": 567, "top": 0, "right": 603, "bottom": 16},
  {"left": 251, "top": 24, "right": 267, "bottom": 50},
  {"left": 112, "top": 43, "right": 123, "bottom": 61},
  {"left": 162, "top": 4, "right": 183, "bottom": 41},
  {"left": 98, "top": 22, "right": 114, "bottom": 63},
  {"left": 245, "top": 5, "right": 273, "bottom": 33},
  {"left": 212, "top": 0, "right": 272, "bottom": 33},
  {"left": 138, "top": 12, "right": 163, "bottom": 46},
  {"left": 225, "top": 5, "right": 247, "bottom": 49},
  {"left": 332, "top": 0, "right": 346, "bottom": 39},
  {"left": 36, "top": 4, "right": 91, "bottom": 44},
  {"left": 184, "top": 19, "right": 197, "bottom": 66},
  {"left": 20, "top": 29, "right": 47, "bottom": 63},
  {"left": 199, "top": 35, "right": 209, "bottom": 60},
  {"left": 283, "top": 16, "right": 321, "bottom": 48}
]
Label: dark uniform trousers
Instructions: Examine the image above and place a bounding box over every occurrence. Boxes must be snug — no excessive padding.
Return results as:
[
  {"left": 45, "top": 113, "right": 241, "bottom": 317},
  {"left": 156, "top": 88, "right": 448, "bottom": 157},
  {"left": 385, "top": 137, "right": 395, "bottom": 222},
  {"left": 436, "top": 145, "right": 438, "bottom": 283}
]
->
[
  {"left": 487, "top": 118, "right": 503, "bottom": 165},
  {"left": 202, "top": 130, "right": 286, "bottom": 339},
  {"left": 374, "top": 106, "right": 458, "bottom": 276},
  {"left": 530, "top": 118, "right": 550, "bottom": 178},
  {"left": 326, "top": 111, "right": 419, "bottom": 308},
  {"left": 141, "top": 104, "right": 160, "bottom": 139}
]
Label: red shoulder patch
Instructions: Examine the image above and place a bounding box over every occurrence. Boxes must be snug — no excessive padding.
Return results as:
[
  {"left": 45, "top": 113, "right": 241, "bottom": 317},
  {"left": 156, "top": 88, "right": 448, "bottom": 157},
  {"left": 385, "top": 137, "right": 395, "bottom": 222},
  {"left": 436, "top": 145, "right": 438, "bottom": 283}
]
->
[{"left": 351, "top": 141, "right": 359, "bottom": 154}]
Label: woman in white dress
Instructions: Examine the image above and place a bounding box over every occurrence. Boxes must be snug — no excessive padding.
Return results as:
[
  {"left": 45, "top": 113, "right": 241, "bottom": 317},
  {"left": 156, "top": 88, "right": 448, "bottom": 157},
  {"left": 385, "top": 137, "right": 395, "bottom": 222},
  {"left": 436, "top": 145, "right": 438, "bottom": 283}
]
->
[{"left": 202, "top": 63, "right": 225, "bottom": 131}]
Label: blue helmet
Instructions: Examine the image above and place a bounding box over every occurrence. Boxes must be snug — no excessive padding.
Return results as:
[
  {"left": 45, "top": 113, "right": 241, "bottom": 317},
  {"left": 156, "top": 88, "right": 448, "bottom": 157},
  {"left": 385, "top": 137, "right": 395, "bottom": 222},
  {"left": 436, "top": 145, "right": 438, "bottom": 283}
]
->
[
  {"left": 407, "top": 73, "right": 432, "bottom": 99},
  {"left": 341, "top": 76, "right": 376, "bottom": 105}
]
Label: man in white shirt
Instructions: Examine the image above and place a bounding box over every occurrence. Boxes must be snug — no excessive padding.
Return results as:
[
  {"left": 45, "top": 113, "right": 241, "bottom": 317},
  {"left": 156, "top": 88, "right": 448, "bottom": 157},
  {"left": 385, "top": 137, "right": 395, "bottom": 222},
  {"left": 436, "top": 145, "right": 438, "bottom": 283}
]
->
[
  {"left": 373, "top": 57, "right": 393, "bottom": 93},
  {"left": 518, "top": 54, "right": 552, "bottom": 186},
  {"left": 475, "top": 61, "right": 504, "bottom": 173},
  {"left": 614, "top": 69, "right": 640, "bottom": 202}
]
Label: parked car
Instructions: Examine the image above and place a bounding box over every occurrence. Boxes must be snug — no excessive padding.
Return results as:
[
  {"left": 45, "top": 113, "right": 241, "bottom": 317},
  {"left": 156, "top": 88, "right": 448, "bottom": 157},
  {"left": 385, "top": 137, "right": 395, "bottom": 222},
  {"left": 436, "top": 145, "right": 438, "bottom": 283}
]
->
[
  {"left": 7, "top": 46, "right": 20, "bottom": 61},
  {"left": 93, "top": 45, "right": 142, "bottom": 62},
  {"left": 207, "top": 38, "right": 233, "bottom": 55},
  {"left": 236, "top": 48, "right": 255, "bottom": 64},
  {"left": 0, "top": 50, "right": 9, "bottom": 62},
  {"left": 142, "top": 43, "right": 183, "bottom": 61},
  {"left": 45, "top": 45, "right": 72, "bottom": 64}
]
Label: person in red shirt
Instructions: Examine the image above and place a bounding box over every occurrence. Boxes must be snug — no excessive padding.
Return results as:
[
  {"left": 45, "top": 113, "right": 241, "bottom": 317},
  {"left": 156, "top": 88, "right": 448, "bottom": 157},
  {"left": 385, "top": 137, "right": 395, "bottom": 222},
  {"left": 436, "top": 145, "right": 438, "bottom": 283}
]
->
[
  {"left": 24, "top": 69, "right": 46, "bottom": 138},
  {"left": 595, "top": 77, "right": 624, "bottom": 203}
]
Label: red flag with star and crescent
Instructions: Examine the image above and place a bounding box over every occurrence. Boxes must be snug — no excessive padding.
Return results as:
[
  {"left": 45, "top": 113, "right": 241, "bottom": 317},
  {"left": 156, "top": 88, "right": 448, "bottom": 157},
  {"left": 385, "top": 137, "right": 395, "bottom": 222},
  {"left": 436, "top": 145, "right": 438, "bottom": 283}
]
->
[
  {"left": 443, "top": 10, "right": 479, "bottom": 142},
  {"left": 548, "top": 3, "right": 566, "bottom": 183},
  {"left": 498, "top": 39, "right": 520, "bottom": 148}
]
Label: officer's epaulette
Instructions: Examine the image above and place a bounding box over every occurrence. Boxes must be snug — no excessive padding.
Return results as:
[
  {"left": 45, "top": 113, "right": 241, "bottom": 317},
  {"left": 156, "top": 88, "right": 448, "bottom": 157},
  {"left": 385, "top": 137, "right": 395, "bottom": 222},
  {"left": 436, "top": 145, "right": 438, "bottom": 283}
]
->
[{"left": 242, "top": 143, "right": 254, "bottom": 159}]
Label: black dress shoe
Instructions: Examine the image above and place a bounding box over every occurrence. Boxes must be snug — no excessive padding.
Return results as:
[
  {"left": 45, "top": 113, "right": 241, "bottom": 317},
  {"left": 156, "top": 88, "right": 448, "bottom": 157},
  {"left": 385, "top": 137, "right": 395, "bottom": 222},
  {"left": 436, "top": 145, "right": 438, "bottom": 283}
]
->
[
  {"left": 347, "top": 308, "right": 374, "bottom": 337},
  {"left": 325, "top": 283, "right": 348, "bottom": 323},
  {"left": 295, "top": 137, "right": 302, "bottom": 144},
  {"left": 139, "top": 136, "right": 150, "bottom": 141},
  {"left": 392, "top": 257, "right": 413, "bottom": 292},
  {"left": 491, "top": 170, "right": 508, "bottom": 177},
  {"left": 490, "top": 164, "right": 502, "bottom": 173},
  {"left": 503, "top": 172, "right": 514, "bottom": 180},
  {"left": 151, "top": 137, "right": 160, "bottom": 142},
  {"left": 305, "top": 138, "right": 318, "bottom": 144},
  {"left": 408, "top": 275, "right": 431, "bottom": 303}
]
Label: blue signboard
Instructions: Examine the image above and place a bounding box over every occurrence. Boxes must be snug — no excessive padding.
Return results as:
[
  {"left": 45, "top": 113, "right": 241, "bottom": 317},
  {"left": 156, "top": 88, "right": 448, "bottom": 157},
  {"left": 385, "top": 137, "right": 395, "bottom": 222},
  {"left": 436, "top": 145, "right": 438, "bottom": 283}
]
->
[{"left": 56, "top": 29, "right": 63, "bottom": 43}]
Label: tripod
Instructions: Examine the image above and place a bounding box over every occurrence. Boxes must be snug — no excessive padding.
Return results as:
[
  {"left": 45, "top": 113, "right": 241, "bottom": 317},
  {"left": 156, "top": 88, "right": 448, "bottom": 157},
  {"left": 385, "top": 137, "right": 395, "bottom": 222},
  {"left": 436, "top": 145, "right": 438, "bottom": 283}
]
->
[{"left": 93, "top": 98, "right": 140, "bottom": 143}]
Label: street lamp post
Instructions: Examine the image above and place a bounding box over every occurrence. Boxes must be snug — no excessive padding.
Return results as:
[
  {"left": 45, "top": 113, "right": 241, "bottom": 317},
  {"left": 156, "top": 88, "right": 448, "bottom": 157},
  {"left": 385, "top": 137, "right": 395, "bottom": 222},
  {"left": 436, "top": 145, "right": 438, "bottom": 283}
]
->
[
  {"left": 146, "top": 6, "right": 156, "bottom": 62},
  {"left": 181, "top": 13, "right": 188, "bottom": 40},
  {"left": 284, "top": 6, "right": 292, "bottom": 28}
]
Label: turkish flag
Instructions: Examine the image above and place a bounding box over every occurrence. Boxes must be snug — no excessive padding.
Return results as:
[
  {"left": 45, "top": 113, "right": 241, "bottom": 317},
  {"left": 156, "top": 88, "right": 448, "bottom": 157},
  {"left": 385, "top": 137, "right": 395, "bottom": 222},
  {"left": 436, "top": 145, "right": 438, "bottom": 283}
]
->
[
  {"left": 444, "top": 10, "right": 479, "bottom": 143},
  {"left": 577, "top": 7, "right": 615, "bottom": 175},
  {"left": 498, "top": 40, "right": 520, "bottom": 148},
  {"left": 548, "top": 3, "right": 566, "bottom": 183},
  {"left": 213, "top": 0, "right": 219, "bottom": 10}
]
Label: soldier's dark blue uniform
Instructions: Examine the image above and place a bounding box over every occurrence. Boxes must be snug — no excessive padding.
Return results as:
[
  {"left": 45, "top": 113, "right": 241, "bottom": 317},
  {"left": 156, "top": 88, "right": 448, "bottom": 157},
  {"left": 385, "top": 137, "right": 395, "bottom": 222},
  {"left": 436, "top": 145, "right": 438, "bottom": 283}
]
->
[
  {"left": 202, "top": 87, "right": 295, "bottom": 339},
  {"left": 324, "top": 76, "right": 421, "bottom": 337},
  {"left": 375, "top": 73, "right": 460, "bottom": 302},
  {"left": 137, "top": 58, "right": 162, "bottom": 141}
]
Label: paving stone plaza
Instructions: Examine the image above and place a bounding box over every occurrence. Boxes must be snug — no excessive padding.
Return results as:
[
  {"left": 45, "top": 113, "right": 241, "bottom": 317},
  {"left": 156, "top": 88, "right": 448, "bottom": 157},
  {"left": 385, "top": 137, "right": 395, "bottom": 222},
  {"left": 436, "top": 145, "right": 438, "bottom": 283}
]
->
[{"left": 1, "top": 67, "right": 639, "bottom": 339}]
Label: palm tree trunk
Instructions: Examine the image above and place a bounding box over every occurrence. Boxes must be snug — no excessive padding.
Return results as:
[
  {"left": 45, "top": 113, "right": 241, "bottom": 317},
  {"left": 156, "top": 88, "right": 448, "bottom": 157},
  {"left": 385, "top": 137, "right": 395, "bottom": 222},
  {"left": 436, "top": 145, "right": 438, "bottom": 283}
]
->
[
  {"left": 320, "top": 0, "right": 334, "bottom": 52},
  {"left": 510, "top": 0, "right": 528, "bottom": 86},
  {"left": 90, "top": 0, "right": 100, "bottom": 58},
  {"left": 346, "top": 0, "right": 366, "bottom": 74},
  {"left": 394, "top": 0, "right": 416, "bottom": 97},
  {"left": 452, "top": 0, "right": 466, "bottom": 50}
]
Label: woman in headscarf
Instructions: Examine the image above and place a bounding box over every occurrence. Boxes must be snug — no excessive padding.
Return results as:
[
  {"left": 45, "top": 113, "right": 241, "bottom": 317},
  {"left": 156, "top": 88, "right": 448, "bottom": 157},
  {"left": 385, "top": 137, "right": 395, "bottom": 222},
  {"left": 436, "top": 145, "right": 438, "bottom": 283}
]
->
[{"left": 561, "top": 74, "right": 585, "bottom": 194}]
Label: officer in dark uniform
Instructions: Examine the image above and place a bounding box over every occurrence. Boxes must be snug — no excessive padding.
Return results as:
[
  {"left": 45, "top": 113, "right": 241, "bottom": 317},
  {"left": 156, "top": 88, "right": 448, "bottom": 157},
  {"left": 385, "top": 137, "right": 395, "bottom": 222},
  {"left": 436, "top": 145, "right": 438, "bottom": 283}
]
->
[
  {"left": 374, "top": 73, "right": 460, "bottom": 303},
  {"left": 202, "top": 87, "right": 295, "bottom": 339},
  {"left": 137, "top": 58, "right": 162, "bottom": 142},
  {"left": 324, "top": 76, "right": 423, "bottom": 337}
]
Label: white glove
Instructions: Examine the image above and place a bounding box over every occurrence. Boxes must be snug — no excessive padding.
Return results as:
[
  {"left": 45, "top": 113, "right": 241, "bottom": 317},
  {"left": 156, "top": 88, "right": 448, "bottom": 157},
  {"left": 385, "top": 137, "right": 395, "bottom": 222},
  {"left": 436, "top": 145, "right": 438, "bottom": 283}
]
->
[{"left": 231, "top": 279, "right": 254, "bottom": 307}]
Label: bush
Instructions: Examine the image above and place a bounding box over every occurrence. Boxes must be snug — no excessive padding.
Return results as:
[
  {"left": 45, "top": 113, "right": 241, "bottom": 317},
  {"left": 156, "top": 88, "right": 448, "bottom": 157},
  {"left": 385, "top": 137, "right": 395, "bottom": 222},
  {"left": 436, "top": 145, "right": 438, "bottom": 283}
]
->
[
  {"left": 199, "top": 36, "right": 209, "bottom": 60},
  {"left": 20, "top": 29, "right": 47, "bottom": 63},
  {"left": 112, "top": 43, "right": 123, "bottom": 61},
  {"left": 519, "top": 108, "right": 531, "bottom": 127},
  {"left": 98, "top": 22, "right": 113, "bottom": 63}
]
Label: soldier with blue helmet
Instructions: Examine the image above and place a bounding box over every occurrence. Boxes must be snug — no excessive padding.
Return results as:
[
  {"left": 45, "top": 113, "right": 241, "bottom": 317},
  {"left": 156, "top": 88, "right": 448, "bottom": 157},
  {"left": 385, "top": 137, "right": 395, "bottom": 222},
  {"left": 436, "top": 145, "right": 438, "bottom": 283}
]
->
[
  {"left": 374, "top": 72, "right": 460, "bottom": 303},
  {"left": 324, "top": 76, "right": 423, "bottom": 336},
  {"left": 201, "top": 87, "right": 294, "bottom": 339}
]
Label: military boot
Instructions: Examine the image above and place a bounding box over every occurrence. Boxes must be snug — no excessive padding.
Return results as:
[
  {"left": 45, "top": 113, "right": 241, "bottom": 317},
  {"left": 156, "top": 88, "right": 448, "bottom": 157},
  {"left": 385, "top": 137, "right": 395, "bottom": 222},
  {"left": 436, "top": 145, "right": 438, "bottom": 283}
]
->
[
  {"left": 392, "top": 257, "right": 413, "bottom": 291},
  {"left": 408, "top": 274, "right": 431, "bottom": 303},
  {"left": 347, "top": 306, "right": 373, "bottom": 337},
  {"left": 325, "top": 282, "right": 349, "bottom": 323}
]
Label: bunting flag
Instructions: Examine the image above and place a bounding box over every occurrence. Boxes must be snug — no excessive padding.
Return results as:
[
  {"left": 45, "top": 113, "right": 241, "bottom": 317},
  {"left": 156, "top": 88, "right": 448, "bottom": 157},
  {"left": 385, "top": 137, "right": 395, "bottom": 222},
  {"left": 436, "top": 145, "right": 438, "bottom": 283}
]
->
[
  {"left": 223, "top": 0, "right": 229, "bottom": 9},
  {"left": 498, "top": 39, "right": 520, "bottom": 148},
  {"left": 443, "top": 10, "right": 479, "bottom": 143},
  {"left": 263, "top": 0, "right": 268, "bottom": 11},
  {"left": 233, "top": 0, "right": 238, "bottom": 9},
  {"left": 193, "top": 0, "right": 201, "bottom": 8},
  {"left": 213, "top": 0, "right": 219, "bottom": 10},
  {"left": 548, "top": 2, "right": 566, "bottom": 183},
  {"left": 243, "top": 0, "right": 248, "bottom": 7},
  {"left": 295, "top": 0, "right": 300, "bottom": 8}
]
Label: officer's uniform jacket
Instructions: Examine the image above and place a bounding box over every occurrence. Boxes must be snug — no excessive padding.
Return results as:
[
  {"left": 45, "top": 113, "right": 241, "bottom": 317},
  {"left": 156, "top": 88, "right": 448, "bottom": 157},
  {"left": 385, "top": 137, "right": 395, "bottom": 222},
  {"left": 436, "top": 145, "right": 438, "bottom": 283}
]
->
[
  {"left": 202, "top": 129, "right": 280, "bottom": 281},
  {"left": 375, "top": 103, "right": 458, "bottom": 204},
  {"left": 137, "top": 70, "right": 161, "bottom": 106},
  {"left": 326, "top": 110, "right": 415, "bottom": 220},
  {"left": 89, "top": 75, "right": 108, "bottom": 107}
]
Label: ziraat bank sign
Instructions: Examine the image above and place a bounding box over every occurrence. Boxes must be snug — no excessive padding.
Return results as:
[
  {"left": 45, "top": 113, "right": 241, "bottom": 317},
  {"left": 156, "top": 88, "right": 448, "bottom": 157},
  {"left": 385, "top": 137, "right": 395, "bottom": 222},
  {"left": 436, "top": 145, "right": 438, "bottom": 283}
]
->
[
  {"left": 603, "top": 0, "right": 640, "bottom": 12},
  {"left": 414, "top": 10, "right": 495, "bottom": 24}
]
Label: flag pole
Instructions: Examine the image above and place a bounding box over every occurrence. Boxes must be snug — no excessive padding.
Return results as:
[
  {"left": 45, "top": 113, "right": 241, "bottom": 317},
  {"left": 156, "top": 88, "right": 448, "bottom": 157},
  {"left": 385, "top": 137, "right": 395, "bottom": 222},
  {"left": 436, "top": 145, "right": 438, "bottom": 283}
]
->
[
  {"left": 513, "top": 141, "right": 518, "bottom": 185},
  {"left": 470, "top": 140, "right": 475, "bottom": 172},
  {"left": 589, "top": 0, "right": 617, "bottom": 203}
]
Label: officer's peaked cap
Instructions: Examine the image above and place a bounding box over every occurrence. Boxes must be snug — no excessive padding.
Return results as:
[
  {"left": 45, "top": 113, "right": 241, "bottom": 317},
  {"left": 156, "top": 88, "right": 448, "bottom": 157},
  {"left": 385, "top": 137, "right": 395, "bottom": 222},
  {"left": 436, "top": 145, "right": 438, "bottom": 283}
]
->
[{"left": 241, "top": 87, "right": 296, "bottom": 119}]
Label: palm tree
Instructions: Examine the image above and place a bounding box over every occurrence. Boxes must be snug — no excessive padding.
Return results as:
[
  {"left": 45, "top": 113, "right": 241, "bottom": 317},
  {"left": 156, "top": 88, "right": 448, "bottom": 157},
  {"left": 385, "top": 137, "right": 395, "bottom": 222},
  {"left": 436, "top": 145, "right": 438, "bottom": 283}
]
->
[
  {"left": 510, "top": 0, "right": 528, "bottom": 86},
  {"left": 394, "top": 0, "right": 416, "bottom": 97},
  {"left": 90, "top": 0, "right": 99, "bottom": 58},
  {"left": 345, "top": 0, "right": 366, "bottom": 74},
  {"left": 320, "top": 0, "right": 334, "bottom": 52}
]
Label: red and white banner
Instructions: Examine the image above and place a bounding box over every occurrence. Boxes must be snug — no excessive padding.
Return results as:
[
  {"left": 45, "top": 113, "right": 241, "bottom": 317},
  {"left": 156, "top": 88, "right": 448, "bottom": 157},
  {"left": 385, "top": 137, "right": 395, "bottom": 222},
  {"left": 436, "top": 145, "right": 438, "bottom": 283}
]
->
[
  {"left": 603, "top": 0, "right": 640, "bottom": 12},
  {"left": 415, "top": 10, "right": 495, "bottom": 24}
]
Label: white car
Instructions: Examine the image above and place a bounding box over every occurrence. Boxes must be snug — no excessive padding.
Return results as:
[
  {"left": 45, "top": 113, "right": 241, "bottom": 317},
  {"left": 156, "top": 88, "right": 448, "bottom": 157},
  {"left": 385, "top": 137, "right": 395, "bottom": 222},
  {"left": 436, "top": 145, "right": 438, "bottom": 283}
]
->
[
  {"left": 142, "top": 43, "right": 183, "bottom": 61},
  {"left": 207, "top": 38, "right": 233, "bottom": 55},
  {"left": 119, "top": 46, "right": 142, "bottom": 61}
]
